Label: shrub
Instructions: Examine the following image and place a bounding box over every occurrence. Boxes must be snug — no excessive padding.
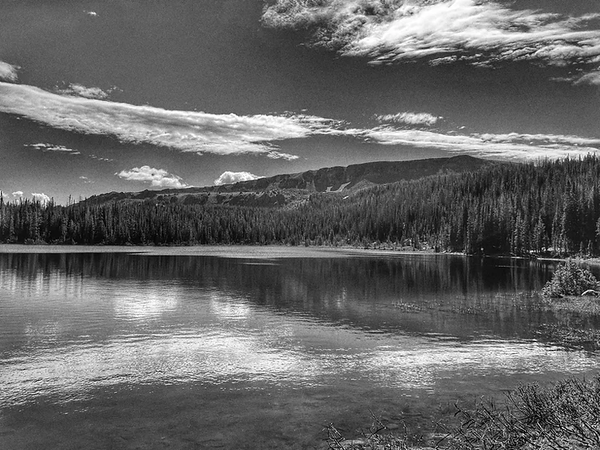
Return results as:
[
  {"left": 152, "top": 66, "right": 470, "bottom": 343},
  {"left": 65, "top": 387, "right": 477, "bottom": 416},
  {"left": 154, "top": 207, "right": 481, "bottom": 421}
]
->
[
  {"left": 446, "top": 376, "right": 600, "bottom": 449},
  {"left": 541, "top": 261, "right": 599, "bottom": 298},
  {"left": 324, "top": 412, "right": 412, "bottom": 450}
]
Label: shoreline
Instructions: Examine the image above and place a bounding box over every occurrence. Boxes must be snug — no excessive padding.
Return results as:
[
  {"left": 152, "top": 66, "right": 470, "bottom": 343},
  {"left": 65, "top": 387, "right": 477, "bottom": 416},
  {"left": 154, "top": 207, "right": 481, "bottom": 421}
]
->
[
  {"left": 1, "top": 243, "right": 598, "bottom": 266},
  {"left": 0, "top": 243, "right": 465, "bottom": 259},
  {"left": 0, "top": 244, "right": 591, "bottom": 265}
]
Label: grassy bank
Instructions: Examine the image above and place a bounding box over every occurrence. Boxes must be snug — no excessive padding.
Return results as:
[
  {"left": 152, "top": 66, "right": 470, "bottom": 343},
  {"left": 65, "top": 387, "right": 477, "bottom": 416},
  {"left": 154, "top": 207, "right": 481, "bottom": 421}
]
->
[{"left": 327, "top": 376, "right": 600, "bottom": 450}]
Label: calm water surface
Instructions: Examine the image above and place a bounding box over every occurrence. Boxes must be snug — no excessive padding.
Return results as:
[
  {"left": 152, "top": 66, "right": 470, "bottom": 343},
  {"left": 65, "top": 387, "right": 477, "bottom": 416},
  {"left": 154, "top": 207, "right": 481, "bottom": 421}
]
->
[{"left": 0, "top": 250, "right": 599, "bottom": 449}]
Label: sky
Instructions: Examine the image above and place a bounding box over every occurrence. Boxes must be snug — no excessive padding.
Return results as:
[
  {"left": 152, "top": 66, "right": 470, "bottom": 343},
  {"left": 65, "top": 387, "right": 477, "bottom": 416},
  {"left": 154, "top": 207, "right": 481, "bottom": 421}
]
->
[{"left": 1, "top": 0, "right": 600, "bottom": 204}]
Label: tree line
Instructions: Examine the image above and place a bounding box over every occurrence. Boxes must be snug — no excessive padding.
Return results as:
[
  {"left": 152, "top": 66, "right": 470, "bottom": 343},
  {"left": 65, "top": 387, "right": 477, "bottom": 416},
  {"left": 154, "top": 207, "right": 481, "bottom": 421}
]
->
[{"left": 2, "top": 156, "right": 600, "bottom": 256}]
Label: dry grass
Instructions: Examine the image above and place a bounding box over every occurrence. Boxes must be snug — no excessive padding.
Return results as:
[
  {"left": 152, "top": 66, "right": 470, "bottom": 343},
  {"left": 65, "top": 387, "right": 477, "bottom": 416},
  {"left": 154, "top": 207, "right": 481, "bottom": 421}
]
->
[
  {"left": 328, "top": 377, "right": 600, "bottom": 450},
  {"left": 445, "top": 376, "right": 600, "bottom": 449}
]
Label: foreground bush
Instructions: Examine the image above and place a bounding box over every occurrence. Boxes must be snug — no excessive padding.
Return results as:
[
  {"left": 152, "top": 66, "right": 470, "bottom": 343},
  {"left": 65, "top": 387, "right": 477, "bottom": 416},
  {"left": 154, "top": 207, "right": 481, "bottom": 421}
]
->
[
  {"left": 541, "top": 261, "right": 599, "bottom": 298},
  {"left": 447, "top": 376, "right": 600, "bottom": 449}
]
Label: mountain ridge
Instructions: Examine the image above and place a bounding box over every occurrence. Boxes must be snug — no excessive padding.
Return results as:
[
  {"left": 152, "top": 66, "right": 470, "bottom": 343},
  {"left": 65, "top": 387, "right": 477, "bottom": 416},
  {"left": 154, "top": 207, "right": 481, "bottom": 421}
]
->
[{"left": 85, "top": 155, "right": 496, "bottom": 207}]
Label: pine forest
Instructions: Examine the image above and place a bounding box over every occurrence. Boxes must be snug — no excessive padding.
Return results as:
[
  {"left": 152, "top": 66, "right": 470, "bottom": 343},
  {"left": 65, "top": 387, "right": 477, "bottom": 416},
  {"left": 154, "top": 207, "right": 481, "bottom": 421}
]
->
[{"left": 2, "top": 156, "right": 600, "bottom": 257}]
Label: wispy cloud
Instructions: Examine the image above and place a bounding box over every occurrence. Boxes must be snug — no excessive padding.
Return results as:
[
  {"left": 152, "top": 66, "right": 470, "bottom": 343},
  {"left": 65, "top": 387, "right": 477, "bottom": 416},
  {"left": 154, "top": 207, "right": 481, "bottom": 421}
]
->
[
  {"left": 2, "top": 80, "right": 598, "bottom": 162},
  {"left": 25, "top": 143, "right": 81, "bottom": 155},
  {"left": 214, "top": 171, "right": 262, "bottom": 186},
  {"left": 262, "top": 0, "right": 600, "bottom": 77},
  {"left": 338, "top": 127, "right": 600, "bottom": 160},
  {"left": 0, "top": 61, "right": 19, "bottom": 82},
  {"left": 0, "top": 83, "right": 315, "bottom": 159},
  {"left": 56, "top": 83, "right": 110, "bottom": 100},
  {"left": 286, "top": 111, "right": 600, "bottom": 160},
  {"left": 79, "top": 176, "right": 94, "bottom": 184},
  {"left": 116, "top": 166, "right": 189, "bottom": 189},
  {"left": 376, "top": 112, "right": 440, "bottom": 127},
  {"left": 90, "top": 154, "right": 114, "bottom": 162}
]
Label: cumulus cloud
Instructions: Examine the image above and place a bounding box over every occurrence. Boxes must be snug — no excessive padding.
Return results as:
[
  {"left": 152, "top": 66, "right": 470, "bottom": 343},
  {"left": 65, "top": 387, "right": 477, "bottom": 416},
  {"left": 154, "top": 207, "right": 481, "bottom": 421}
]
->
[
  {"left": 0, "top": 82, "right": 315, "bottom": 159},
  {"left": 262, "top": 0, "right": 600, "bottom": 75},
  {"left": 56, "top": 83, "right": 110, "bottom": 99},
  {"left": 1, "top": 192, "right": 9, "bottom": 201},
  {"left": 116, "top": 166, "right": 189, "bottom": 189},
  {"left": 25, "top": 143, "right": 81, "bottom": 155},
  {"left": 214, "top": 171, "right": 263, "bottom": 186},
  {"left": 0, "top": 61, "right": 19, "bottom": 82},
  {"left": 12, "top": 191, "right": 23, "bottom": 198},
  {"left": 85, "top": 10, "right": 98, "bottom": 17},
  {"left": 79, "top": 176, "right": 94, "bottom": 184},
  {"left": 376, "top": 112, "right": 440, "bottom": 127},
  {"left": 574, "top": 70, "right": 600, "bottom": 86},
  {"left": 32, "top": 193, "right": 51, "bottom": 205}
]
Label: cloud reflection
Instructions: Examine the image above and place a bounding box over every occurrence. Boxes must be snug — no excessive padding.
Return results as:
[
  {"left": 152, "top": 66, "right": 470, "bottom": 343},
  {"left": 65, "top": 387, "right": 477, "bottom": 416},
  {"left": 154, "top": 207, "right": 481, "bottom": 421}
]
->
[
  {"left": 0, "top": 329, "right": 322, "bottom": 407},
  {"left": 209, "top": 292, "right": 252, "bottom": 320},
  {"left": 362, "top": 340, "right": 593, "bottom": 390},
  {"left": 113, "top": 288, "right": 180, "bottom": 321},
  {"left": 1, "top": 325, "right": 597, "bottom": 409}
]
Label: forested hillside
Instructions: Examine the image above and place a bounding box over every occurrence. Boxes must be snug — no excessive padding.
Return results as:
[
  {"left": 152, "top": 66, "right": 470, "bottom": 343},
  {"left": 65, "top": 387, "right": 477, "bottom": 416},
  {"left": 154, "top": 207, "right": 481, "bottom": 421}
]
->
[{"left": 2, "top": 156, "right": 600, "bottom": 256}]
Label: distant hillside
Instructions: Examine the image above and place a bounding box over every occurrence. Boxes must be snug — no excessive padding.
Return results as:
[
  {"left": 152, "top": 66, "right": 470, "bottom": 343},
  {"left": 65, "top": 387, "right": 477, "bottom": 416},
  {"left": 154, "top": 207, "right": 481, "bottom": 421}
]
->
[
  {"left": 219, "top": 154, "right": 491, "bottom": 192},
  {"left": 85, "top": 155, "right": 494, "bottom": 207}
]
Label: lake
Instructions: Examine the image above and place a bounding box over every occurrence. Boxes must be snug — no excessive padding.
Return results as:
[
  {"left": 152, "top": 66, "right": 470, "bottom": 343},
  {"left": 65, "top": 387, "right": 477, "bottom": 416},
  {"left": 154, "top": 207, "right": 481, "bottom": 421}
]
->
[{"left": 0, "top": 247, "right": 599, "bottom": 449}]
